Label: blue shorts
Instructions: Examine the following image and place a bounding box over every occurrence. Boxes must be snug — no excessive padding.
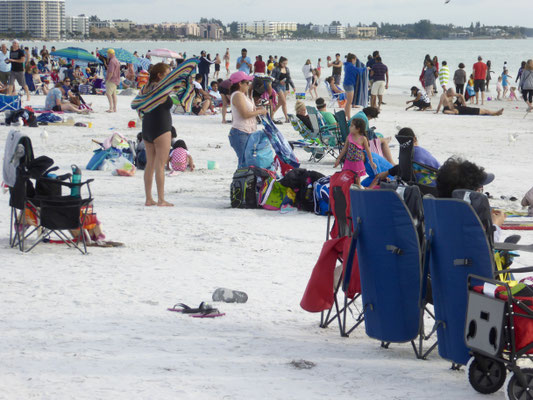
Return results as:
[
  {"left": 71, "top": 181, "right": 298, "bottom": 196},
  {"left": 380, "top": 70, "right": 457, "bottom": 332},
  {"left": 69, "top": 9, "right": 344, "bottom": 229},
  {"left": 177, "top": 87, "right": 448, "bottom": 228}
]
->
[
  {"left": 273, "top": 84, "right": 286, "bottom": 93},
  {"left": 343, "top": 84, "right": 354, "bottom": 92}
]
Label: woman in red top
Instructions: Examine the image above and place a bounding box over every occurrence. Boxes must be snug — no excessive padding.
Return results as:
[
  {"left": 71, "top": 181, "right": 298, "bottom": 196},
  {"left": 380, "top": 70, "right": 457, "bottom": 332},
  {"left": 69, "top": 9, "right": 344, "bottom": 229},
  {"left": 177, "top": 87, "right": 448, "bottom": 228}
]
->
[{"left": 254, "top": 55, "right": 266, "bottom": 74}]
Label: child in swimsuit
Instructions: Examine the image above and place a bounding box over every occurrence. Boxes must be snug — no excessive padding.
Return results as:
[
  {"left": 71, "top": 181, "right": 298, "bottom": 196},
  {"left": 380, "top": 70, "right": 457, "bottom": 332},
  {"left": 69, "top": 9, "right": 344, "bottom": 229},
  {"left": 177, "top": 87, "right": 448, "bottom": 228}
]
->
[
  {"left": 334, "top": 118, "right": 376, "bottom": 181},
  {"left": 168, "top": 139, "right": 195, "bottom": 174}
]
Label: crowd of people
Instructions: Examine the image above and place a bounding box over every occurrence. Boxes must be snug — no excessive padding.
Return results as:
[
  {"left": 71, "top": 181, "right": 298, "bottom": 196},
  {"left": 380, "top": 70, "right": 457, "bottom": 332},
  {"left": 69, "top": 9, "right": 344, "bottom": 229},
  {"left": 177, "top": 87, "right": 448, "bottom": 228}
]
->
[
  {"left": 1, "top": 39, "right": 531, "bottom": 210},
  {"left": 415, "top": 54, "right": 533, "bottom": 112}
]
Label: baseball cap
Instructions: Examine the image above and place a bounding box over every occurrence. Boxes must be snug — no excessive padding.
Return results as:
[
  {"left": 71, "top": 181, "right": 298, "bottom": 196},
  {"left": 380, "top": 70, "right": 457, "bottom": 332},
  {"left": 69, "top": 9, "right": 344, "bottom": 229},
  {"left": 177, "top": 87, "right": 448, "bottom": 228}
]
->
[
  {"left": 230, "top": 71, "right": 253, "bottom": 84},
  {"left": 482, "top": 172, "right": 495, "bottom": 186}
]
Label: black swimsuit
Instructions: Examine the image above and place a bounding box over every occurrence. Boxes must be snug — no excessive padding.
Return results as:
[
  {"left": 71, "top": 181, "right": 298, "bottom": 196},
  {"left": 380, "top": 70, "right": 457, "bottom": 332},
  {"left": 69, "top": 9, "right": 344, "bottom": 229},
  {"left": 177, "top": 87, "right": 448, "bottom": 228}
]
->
[{"left": 142, "top": 96, "right": 173, "bottom": 143}]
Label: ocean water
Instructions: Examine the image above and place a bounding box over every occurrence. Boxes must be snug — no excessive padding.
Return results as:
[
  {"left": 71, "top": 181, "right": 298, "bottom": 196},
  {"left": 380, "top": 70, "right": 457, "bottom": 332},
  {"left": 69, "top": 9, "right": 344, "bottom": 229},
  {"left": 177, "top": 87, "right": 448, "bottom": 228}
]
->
[{"left": 18, "top": 38, "right": 533, "bottom": 93}]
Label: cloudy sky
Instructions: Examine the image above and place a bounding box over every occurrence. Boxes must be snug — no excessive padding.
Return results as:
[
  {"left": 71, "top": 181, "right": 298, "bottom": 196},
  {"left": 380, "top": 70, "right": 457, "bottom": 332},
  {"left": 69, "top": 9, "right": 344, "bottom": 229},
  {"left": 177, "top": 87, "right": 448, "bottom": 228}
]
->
[{"left": 68, "top": 0, "right": 532, "bottom": 27}]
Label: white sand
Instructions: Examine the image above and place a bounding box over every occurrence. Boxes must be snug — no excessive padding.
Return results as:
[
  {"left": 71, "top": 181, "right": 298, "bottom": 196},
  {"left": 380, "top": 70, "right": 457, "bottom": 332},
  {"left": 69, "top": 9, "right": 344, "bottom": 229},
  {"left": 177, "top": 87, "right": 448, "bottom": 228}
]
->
[{"left": 1, "top": 88, "right": 533, "bottom": 399}]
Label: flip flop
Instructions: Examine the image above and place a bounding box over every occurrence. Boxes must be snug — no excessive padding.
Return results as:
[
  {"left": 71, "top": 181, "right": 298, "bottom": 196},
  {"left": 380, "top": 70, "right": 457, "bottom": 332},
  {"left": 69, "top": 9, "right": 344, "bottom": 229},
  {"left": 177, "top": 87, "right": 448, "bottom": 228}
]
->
[
  {"left": 212, "top": 288, "right": 248, "bottom": 303},
  {"left": 167, "top": 302, "right": 220, "bottom": 314},
  {"left": 190, "top": 309, "right": 225, "bottom": 318}
]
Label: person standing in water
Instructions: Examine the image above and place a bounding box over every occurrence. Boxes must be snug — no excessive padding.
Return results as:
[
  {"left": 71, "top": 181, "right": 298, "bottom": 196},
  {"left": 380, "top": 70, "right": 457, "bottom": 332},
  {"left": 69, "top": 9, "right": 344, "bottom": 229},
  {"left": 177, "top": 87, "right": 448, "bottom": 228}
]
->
[{"left": 223, "top": 48, "right": 230, "bottom": 75}]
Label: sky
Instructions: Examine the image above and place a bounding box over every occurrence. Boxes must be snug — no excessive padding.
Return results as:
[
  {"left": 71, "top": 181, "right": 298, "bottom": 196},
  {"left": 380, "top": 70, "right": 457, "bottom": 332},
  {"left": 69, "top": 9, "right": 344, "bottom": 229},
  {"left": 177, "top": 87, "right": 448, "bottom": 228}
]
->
[{"left": 68, "top": 0, "right": 533, "bottom": 27}]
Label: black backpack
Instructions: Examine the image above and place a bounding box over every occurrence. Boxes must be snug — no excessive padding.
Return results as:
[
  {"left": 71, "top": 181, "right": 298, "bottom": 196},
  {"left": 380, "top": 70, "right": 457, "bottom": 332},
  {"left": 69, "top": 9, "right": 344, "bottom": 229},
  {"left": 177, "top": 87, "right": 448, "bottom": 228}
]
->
[{"left": 230, "top": 166, "right": 270, "bottom": 209}]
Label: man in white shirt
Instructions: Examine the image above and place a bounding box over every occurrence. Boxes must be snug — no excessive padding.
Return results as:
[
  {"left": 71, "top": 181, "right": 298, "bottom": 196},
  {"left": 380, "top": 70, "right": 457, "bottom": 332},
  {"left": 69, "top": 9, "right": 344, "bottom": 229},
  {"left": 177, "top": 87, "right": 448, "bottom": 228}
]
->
[{"left": 0, "top": 43, "right": 12, "bottom": 85}]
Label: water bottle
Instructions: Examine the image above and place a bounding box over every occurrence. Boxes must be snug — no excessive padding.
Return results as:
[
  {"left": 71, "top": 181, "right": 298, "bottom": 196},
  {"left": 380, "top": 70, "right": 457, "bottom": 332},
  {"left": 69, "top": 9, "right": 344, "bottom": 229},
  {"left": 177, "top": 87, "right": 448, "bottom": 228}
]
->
[{"left": 71, "top": 164, "right": 81, "bottom": 196}]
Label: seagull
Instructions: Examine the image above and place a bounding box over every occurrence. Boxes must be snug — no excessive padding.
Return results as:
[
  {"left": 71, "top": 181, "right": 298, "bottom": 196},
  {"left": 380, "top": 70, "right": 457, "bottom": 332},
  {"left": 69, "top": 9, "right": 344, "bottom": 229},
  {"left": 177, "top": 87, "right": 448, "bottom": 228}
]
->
[
  {"left": 508, "top": 132, "right": 519, "bottom": 145},
  {"left": 445, "top": 0, "right": 451, "bottom": 3}
]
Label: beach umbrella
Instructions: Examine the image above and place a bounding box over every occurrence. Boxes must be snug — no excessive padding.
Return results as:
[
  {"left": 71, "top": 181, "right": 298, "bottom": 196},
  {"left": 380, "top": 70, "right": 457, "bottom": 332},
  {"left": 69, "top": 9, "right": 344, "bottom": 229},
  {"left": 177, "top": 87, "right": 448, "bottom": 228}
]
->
[
  {"left": 50, "top": 47, "right": 101, "bottom": 63},
  {"left": 98, "top": 48, "right": 139, "bottom": 65},
  {"left": 146, "top": 48, "right": 181, "bottom": 59}
]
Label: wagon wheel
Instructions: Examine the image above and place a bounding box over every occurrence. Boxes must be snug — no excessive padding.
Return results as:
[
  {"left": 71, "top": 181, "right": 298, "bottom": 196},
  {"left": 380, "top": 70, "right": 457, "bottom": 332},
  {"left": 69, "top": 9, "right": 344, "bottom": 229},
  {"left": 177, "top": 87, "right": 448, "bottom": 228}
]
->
[
  {"left": 467, "top": 355, "right": 507, "bottom": 394},
  {"left": 505, "top": 368, "right": 533, "bottom": 400}
]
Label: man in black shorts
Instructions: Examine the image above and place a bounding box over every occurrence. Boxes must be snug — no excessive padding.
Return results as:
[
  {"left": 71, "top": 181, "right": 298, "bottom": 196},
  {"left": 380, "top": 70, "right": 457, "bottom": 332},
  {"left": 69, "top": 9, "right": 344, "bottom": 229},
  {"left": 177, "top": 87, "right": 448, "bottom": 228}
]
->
[
  {"left": 327, "top": 53, "right": 343, "bottom": 85},
  {"left": 435, "top": 88, "right": 503, "bottom": 116},
  {"left": 7, "top": 40, "right": 30, "bottom": 101}
]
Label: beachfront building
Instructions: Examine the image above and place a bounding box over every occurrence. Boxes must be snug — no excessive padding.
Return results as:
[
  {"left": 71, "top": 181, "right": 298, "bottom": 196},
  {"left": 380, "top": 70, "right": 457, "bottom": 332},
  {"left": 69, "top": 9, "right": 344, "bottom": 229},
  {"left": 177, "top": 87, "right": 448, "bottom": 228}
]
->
[
  {"left": 345, "top": 26, "right": 378, "bottom": 38},
  {"left": 329, "top": 25, "right": 345, "bottom": 39},
  {"left": 237, "top": 21, "right": 297, "bottom": 38},
  {"left": 65, "top": 14, "right": 88, "bottom": 37},
  {"left": 89, "top": 20, "right": 114, "bottom": 29},
  {"left": 113, "top": 19, "right": 134, "bottom": 30},
  {"left": 311, "top": 25, "right": 330, "bottom": 35},
  {"left": 160, "top": 22, "right": 201, "bottom": 37},
  {"left": 0, "top": 0, "right": 65, "bottom": 39},
  {"left": 199, "top": 23, "right": 223, "bottom": 40}
]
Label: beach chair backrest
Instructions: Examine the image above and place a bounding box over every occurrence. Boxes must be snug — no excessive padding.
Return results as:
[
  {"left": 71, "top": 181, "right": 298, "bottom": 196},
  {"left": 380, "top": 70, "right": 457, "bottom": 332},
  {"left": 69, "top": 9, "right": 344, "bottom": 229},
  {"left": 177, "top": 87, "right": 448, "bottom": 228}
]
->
[
  {"left": 288, "top": 114, "right": 316, "bottom": 141},
  {"left": 348, "top": 187, "right": 422, "bottom": 343},
  {"left": 325, "top": 81, "right": 334, "bottom": 98},
  {"left": 423, "top": 196, "right": 494, "bottom": 365},
  {"left": 334, "top": 110, "right": 348, "bottom": 143}
]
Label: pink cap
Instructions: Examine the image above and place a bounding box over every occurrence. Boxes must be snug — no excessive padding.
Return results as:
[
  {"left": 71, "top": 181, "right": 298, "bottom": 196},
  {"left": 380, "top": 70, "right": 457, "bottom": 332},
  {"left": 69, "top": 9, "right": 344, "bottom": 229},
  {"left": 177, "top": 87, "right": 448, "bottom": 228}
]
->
[{"left": 230, "top": 71, "right": 253, "bottom": 84}]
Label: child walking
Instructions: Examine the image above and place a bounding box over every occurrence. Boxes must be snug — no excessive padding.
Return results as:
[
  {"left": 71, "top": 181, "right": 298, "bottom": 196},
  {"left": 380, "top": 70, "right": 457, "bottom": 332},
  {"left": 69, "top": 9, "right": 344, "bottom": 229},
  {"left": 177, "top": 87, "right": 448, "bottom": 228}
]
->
[
  {"left": 496, "top": 76, "right": 503, "bottom": 100},
  {"left": 334, "top": 118, "right": 376, "bottom": 180},
  {"left": 168, "top": 140, "right": 195, "bottom": 175}
]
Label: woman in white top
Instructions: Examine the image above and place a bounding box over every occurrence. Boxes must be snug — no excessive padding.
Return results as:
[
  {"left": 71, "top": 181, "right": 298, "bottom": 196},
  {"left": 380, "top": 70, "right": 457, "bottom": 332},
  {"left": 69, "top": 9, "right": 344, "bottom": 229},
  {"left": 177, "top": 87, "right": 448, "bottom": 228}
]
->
[
  {"left": 302, "top": 59, "right": 313, "bottom": 96},
  {"left": 229, "top": 71, "right": 267, "bottom": 168}
]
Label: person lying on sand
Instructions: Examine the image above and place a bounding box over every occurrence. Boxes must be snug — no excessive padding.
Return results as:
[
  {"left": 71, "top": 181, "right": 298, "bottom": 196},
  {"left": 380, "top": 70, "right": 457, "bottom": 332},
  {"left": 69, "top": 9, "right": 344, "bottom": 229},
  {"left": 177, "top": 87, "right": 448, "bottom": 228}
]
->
[{"left": 435, "top": 88, "right": 503, "bottom": 116}]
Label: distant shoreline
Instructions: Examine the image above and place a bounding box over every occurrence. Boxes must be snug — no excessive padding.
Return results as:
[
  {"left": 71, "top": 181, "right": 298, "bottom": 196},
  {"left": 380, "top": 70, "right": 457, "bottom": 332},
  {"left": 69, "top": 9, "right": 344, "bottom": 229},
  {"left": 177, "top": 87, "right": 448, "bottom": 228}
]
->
[{"left": 0, "top": 37, "right": 530, "bottom": 43}]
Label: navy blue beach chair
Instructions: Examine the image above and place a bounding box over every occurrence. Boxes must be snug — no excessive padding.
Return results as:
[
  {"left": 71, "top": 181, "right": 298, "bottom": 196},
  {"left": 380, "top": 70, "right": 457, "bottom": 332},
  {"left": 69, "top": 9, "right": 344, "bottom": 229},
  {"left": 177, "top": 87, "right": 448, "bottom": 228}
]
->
[
  {"left": 422, "top": 194, "right": 496, "bottom": 367},
  {"left": 346, "top": 186, "right": 436, "bottom": 358}
]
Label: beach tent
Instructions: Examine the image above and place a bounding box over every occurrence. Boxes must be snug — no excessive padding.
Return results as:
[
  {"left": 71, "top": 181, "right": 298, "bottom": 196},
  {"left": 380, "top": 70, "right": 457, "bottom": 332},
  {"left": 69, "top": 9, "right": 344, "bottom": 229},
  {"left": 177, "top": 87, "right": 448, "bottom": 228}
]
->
[
  {"left": 98, "top": 48, "right": 139, "bottom": 65},
  {"left": 50, "top": 47, "right": 101, "bottom": 64}
]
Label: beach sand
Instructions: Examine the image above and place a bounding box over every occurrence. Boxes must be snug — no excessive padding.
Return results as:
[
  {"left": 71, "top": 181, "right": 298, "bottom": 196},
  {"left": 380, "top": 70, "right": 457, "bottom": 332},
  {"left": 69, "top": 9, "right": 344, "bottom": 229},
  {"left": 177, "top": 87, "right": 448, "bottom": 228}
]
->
[{"left": 1, "top": 88, "right": 532, "bottom": 399}]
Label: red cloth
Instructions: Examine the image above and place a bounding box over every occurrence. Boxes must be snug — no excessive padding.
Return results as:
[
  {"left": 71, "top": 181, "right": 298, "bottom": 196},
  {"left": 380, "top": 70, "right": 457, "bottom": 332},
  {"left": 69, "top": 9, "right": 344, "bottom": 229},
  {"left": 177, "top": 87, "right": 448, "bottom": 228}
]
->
[
  {"left": 473, "top": 62, "right": 488, "bottom": 80},
  {"left": 300, "top": 236, "right": 360, "bottom": 313},
  {"left": 329, "top": 170, "right": 357, "bottom": 239}
]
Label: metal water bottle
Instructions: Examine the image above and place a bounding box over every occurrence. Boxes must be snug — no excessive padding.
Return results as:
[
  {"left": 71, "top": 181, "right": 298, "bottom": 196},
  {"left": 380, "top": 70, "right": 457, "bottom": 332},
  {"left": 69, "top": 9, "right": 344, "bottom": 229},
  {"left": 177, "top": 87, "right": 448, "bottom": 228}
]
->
[{"left": 71, "top": 164, "right": 81, "bottom": 196}]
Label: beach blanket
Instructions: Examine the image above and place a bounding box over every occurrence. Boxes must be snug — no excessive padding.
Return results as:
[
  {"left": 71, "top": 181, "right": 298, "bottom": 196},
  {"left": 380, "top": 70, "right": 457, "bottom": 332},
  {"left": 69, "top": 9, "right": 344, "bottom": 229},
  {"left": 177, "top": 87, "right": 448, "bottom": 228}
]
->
[{"left": 131, "top": 58, "right": 199, "bottom": 117}]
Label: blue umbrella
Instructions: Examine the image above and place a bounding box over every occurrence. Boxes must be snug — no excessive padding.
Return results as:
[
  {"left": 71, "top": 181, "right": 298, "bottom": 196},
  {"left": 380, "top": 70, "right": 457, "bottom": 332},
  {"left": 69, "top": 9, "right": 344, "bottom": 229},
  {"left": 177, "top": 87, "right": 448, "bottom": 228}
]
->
[
  {"left": 98, "top": 48, "right": 139, "bottom": 65},
  {"left": 50, "top": 47, "right": 101, "bottom": 63}
]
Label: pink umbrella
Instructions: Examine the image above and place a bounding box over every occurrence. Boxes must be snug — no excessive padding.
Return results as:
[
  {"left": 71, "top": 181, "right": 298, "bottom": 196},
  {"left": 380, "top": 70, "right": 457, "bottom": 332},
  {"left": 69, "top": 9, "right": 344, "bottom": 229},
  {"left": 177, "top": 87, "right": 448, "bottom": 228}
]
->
[{"left": 146, "top": 48, "right": 181, "bottom": 59}]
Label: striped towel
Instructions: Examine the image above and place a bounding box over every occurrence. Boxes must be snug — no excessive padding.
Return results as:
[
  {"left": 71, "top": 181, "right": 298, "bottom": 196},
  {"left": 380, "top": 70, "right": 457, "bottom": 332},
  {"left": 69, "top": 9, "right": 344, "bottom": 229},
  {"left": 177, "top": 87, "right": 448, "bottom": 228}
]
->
[
  {"left": 438, "top": 65, "right": 450, "bottom": 86},
  {"left": 369, "top": 138, "right": 383, "bottom": 157},
  {"left": 131, "top": 58, "right": 199, "bottom": 117}
]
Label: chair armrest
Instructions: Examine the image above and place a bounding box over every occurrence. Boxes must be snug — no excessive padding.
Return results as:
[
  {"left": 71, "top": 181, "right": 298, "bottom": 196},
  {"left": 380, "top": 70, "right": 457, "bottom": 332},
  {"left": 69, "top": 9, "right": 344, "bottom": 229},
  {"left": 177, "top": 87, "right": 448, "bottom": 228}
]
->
[
  {"left": 494, "top": 242, "right": 533, "bottom": 253},
  {"left": 495, "top": 266, "right": 533, "bottom": 275}
]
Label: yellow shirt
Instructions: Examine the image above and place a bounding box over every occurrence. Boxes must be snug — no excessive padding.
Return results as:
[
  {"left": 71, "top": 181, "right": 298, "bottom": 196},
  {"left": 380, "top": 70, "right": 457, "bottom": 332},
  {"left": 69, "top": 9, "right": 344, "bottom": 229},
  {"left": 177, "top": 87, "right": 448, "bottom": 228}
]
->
[{"left": 267, "top": 62, "right": 274, "bottom": 72}]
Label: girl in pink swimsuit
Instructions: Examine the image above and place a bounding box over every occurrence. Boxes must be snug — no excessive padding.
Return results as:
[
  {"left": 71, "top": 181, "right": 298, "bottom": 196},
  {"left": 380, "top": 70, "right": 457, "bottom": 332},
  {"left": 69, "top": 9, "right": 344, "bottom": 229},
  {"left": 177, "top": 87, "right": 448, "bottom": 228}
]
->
[{"left": 334, "top": 118, "right": 376, "bottom": 180}]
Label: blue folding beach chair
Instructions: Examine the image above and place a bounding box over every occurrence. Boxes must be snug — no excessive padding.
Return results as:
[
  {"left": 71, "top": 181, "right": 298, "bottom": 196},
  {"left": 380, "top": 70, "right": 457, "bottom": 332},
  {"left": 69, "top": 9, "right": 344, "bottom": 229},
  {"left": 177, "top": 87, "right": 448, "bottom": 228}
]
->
[
  {"left": 422, "top": 194, "right": 496, "bottom": 367},
  {"left": 346, "top": 186, "right": 436, "bottom": 358},
  {"left": 0, "top": 95, "right": 21, "bottom": 112}
]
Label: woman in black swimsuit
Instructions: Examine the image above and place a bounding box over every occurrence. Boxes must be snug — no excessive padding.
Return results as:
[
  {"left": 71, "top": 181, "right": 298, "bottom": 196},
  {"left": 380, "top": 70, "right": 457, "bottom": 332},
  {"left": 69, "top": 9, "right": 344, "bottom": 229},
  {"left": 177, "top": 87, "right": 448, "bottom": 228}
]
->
[{"left": 141, "top": 63, "right": 174, "bottom": 207}]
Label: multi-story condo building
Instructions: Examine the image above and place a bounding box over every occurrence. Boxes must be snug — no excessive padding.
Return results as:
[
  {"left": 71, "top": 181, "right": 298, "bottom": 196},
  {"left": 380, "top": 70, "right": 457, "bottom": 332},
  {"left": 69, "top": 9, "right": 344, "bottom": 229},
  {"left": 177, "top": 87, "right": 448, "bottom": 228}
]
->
[
  {"left": 65, "top": 14, "right": 89, "bottom": 37},
  {"left": 0, "top": 0, "right": 65, "bottom": 39}
]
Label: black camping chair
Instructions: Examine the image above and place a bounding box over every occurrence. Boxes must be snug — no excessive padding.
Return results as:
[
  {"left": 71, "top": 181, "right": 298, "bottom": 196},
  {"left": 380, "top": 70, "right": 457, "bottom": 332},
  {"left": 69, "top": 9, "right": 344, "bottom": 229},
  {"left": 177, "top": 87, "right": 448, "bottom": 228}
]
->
[
  {"left": 396, "top": 135, "right": 439, "bottom": 196},
  {"left": 19, "top": 176, "right": 95, "bottom": 254}
]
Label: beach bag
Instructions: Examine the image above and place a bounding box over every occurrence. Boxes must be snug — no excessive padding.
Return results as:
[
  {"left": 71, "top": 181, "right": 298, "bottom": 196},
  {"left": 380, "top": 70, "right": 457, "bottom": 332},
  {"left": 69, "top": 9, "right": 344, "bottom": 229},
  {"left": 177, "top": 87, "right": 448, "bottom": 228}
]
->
[
  {"left": 86, "top": 147, "right": 121, "bottom": 170},
  {"left": 243, "top": 130, "right": 274, "bottom": 170},
  {"left": 314, "top": 176, "right": 330, "bottom": 216},
  {"left": 259, "top": 177, "right": 288, "bottom": 210},
  {"left": 230, "top": 166, "right": 272, "bottom": 209},
  {"left": 279, "top": 168, "right": 324, "bottom": 212}
]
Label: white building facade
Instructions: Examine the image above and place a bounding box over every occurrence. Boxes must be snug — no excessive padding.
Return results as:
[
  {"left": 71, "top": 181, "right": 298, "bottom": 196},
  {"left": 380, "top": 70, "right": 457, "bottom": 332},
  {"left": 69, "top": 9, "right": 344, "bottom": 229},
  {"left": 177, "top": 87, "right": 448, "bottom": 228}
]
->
[
  {"left": 0, "top": 0, "right": 65, "bottom": 39},
  {"left": 65, "top": 14, "right": 88, "bottom": 37}
]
